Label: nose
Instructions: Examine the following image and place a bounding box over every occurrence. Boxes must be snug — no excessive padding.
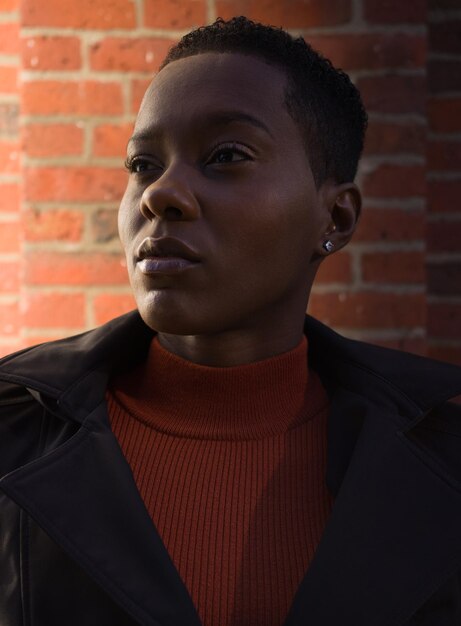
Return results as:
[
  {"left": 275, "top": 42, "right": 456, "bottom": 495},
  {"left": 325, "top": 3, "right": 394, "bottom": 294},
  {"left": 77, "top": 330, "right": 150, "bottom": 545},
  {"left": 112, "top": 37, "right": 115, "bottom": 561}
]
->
[{"left": 139, "top": 166, "right": 200, "bottom": 222}]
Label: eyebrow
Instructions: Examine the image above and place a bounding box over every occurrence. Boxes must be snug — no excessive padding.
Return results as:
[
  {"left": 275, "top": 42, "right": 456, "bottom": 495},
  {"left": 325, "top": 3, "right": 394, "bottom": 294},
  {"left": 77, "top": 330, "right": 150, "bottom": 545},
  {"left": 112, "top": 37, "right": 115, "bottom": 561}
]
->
[{"left": 128, "top": 110, "right": 274, "bottom": 145}]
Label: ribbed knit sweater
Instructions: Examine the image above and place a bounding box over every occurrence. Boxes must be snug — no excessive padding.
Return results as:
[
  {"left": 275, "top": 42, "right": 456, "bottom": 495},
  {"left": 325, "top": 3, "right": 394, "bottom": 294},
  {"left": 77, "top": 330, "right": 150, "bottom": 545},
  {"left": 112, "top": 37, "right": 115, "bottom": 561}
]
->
[{"left": 106, "top": 336, "right": 333, "bottom": 626}]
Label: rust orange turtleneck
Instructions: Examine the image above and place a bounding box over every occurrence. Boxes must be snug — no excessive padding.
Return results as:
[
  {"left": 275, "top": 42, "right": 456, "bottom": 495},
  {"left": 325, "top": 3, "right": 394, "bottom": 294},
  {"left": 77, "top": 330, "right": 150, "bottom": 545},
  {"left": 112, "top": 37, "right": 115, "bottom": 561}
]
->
[{"left": 106, "top": 335, "right": 333, "bottom": 626}]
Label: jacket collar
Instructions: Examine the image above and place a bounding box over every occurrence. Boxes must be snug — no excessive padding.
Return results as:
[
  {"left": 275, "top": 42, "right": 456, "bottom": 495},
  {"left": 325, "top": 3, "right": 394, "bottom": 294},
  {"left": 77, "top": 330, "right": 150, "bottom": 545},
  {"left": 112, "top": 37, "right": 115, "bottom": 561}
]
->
[
  {"left": 1, "top": 311, "right": 461, "bottom": 626},
  {"left": 1, "top": 310, "right": 460, "bottom": 417}
]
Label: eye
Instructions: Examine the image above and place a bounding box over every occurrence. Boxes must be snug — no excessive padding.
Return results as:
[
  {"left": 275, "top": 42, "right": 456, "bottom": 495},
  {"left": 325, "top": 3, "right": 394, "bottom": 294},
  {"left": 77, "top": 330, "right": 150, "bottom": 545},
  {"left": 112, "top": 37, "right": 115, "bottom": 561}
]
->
[
  {"left": 208, "top": 142, "right": 252, "bottom": 165},
  {"left": 124, "top": 156, "right": 159, "bottom": 174}
]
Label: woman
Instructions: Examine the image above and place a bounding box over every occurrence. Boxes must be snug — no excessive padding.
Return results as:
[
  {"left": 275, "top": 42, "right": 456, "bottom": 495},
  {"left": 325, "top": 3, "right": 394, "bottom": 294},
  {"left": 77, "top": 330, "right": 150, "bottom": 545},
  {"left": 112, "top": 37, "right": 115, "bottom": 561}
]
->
[{"left": 1, "top": 16, "right": 460, "bottom": 626}]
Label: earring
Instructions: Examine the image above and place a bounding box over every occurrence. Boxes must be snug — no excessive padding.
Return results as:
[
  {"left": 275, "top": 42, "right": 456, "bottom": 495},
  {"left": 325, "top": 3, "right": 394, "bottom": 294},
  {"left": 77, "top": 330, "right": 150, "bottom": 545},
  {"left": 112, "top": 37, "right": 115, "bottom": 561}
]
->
[{"left": 322, "top": 240, "right": 334, "bottom": 253}]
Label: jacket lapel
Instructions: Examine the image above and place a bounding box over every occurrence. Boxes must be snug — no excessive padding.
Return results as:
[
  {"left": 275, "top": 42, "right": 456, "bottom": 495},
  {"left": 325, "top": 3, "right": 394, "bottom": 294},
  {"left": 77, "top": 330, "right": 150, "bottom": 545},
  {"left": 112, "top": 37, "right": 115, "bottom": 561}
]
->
[
  {"left": 285, "top": 387, "right": 461, "bottom": 626},
  {"left": 0, "top": 399, "right": 202, "bottom": 626}
]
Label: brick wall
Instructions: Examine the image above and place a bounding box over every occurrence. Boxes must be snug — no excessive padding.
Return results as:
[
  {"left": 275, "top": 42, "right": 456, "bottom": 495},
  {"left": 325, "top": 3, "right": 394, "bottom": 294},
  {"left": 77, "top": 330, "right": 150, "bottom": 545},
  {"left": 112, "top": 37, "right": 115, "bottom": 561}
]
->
[
  {"left": 0, "top": 0, "right": 459, "bottom": 363},
  {"left": 0, "top": 0, "right": 21, "bottom": 355},
  {"left": 426, "top": 0, "right": 461, "bottom": 365}
]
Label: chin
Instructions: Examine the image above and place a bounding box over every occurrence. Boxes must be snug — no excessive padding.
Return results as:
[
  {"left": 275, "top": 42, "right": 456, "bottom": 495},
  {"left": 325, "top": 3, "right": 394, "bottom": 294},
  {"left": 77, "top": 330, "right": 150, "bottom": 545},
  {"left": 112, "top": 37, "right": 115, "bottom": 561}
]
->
[{"left": 136, "top": 295, "right": 207, "bottom": 336}]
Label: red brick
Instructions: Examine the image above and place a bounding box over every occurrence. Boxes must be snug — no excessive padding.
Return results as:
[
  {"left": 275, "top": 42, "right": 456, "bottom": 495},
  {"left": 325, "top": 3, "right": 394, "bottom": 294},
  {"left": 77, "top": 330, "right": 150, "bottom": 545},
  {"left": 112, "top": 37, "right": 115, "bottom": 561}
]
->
[
  {"left": 362, "top": 251, "right": 425, "bottom": 284},
  {"left": 22, "top": 333, "right": 66, "bottom": 347},
  {"left": 429, "top": 98, "right": 461, "bottom": 133},
  {"left": 131, "top": 79, "right": 151, "bottom": 114},
  {"left": 215, "top": 0, "right": 352, "bottom": 27},
  {"left": 90, "top": 38, "right": 174, "bottom": 72},
  {"left": 0, "top": 300, "right": 19, "bottom": 336},
  {"left": 355, "top": 208, "right": 425, "bottom": 243},
  {"left": 314, "top": 252, "right": 352, "bottom": 285},
  {"left": 144, "top": 0, "right": 206, "bottom": 28},
  {"left": 22, "top": 292, "right": 85, "bottom": 328},
  {"left": 93, "top": 293, "right": 136, "bottom": 325},
  {"left": 91, "top": 208, "right": 118, "bottom": 242},
  {"left": 428, "top": 344, "right": 461, "bottom": 366},
  {"left": 0, "top": 221, "right": 20, "bottom": 253},
  {"left": 0, "top": 140, "right": 20, "bottom": 173},
  {"left": 427, "top": 262, "right": 461, "bottom": 295},
  {"left": 0, "top": 23, "right": 19, "bottom": 55},
  {"left": 22, "top": 81, "right": 123, "bottom": 116},
  {"left": 308, "top": 34, "right": 425, "bottom": 72},
  {"left": 363, "top": 164, "right": 426, "bottom": 198},
  {"left": 428, "top": 302, "right": 461, "bottom": 340},
  {"left": 0, "top": 262, "right": 19, "bottom": 293},
  {"left": 0, "top": 0, "right": 20, "bottom": 9},
  {"left": 0, "top": 341, "right": 23, "bottom": 358},
  {"left": 22, "top": 123, "right": 84, "bottom": 157},
  {"left": 358, "top": 75, "right": 426, "bottom": 115},
  {"left": 23, "top": 208, "right": 83, "bottom": 242},
  {"left": 24, "top": 167, "right": 127, "bottom": 202},
  {"left": 308, "top": 292, "right": 426, "bottom": 329},
  {"left": 0, "top": 67, "right": 18, "bottom": 94},
  {"left": 0, "top": 102, "right": 19, "bottom": 135},
  {"left": 22, "top": 36, "right": 81, "bottom": 70},
  {"left": 0, "top": 183, "right": 20, "bottom": 212},
  {"left": 25, "top": 252, "right": 128, "bottom": 286},
  {"left": 427, "top": 220, "right": 461, "bottom": 253},
  {"left": 93, "top": 123, "right": 133, "bottom": 157},
  {"left": 364, "top": 0, "right": 426, "bottom": 23},
  {"left": 22, "top": 0, "right": 135, "bottom": 29},
  {"left": 428, "top": 180, "right": 461, "bottom": 214},
  {"left": 428, "top": 60, "right": 461, "bottom": 93},
  {"left": 364, "top": 121, "right": 425, "bottom": 157},
  {"left": 430, "top": 21, "right": 461, "bottom": 56},
  {"left": 428, "top": 140, "right": 461, "bottom": 172}
]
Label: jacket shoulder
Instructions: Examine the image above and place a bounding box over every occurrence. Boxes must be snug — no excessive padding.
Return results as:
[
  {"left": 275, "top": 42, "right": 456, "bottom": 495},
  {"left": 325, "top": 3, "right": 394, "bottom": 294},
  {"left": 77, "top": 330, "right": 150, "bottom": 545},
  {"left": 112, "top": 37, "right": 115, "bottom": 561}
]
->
[{"left": 305, "top": 315, "right": 461, "bottom": 412}]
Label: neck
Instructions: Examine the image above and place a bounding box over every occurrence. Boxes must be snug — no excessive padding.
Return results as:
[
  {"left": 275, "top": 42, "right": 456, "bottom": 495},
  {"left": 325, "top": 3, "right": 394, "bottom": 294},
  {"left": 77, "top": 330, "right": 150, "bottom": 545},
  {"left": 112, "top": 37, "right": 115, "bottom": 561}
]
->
[{"left": 157, "top": 310, "right": 307, "bottom": 367}]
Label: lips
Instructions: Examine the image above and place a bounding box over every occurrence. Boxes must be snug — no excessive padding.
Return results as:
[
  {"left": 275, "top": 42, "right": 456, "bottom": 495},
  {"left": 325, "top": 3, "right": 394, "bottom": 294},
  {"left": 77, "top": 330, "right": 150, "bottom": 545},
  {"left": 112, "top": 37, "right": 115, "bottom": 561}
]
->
[{"left": 135, "top": 237, "right": 201, "bottom": 275}]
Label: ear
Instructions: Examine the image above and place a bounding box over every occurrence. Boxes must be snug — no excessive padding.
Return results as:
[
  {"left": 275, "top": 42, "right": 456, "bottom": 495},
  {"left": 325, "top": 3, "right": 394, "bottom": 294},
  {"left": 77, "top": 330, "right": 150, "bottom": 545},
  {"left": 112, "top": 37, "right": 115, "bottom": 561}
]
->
[{"left": 315, "top": 182, "right": 362, "bottom": 257}]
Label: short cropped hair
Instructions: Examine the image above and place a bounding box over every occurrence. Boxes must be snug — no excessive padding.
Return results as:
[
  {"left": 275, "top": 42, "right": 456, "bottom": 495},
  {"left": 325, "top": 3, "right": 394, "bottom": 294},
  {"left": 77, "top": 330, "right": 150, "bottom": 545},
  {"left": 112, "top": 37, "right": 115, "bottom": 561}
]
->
[{"left": 159, "top": 16, "right": 368, "bottom": 188}]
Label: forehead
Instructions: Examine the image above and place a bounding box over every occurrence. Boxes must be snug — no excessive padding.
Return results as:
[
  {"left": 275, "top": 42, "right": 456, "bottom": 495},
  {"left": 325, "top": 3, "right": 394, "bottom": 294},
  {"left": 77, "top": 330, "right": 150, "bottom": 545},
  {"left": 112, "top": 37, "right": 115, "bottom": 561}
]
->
[{"left": 133, "top": 52, "right": 291, "bottom": 138}]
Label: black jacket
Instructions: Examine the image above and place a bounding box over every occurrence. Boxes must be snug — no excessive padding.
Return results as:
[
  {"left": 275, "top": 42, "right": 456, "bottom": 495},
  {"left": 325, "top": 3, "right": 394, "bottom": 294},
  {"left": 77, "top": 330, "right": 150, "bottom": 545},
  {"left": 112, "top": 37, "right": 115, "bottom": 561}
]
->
[{"left": 1, "top": 311, "right": 461, "bottom": 626}]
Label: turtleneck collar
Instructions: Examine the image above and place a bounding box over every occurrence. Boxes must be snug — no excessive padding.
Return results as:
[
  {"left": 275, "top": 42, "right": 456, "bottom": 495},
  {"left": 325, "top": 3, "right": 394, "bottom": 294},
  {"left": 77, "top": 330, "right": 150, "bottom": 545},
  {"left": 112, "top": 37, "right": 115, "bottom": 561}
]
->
[{"left": 109, "top": 335, "right": 328, "bottom": 441}]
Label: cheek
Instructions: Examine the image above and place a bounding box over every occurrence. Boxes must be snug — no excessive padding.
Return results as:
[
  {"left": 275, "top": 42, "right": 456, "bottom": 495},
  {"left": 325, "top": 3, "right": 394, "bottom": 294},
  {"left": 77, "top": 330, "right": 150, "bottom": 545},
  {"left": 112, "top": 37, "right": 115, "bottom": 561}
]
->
[
  {"left": 118, "top": 189, "right": 141, "bottom": 250},
  {"left": 235, "top": 187, "right": 317, "bottom": 262}
]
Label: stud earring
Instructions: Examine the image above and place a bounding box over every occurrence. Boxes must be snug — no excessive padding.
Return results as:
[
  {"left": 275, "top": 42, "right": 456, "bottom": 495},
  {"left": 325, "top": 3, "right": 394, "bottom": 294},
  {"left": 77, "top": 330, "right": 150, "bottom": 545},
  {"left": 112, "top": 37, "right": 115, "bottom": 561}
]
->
[{"left": 322, "top": 240, "right": 334, "bottom": 253}]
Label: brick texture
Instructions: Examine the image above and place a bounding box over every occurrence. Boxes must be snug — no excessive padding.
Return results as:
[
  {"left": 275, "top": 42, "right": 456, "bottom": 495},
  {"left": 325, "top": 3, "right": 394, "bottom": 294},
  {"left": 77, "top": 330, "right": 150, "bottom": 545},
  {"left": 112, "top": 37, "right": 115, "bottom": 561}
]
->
[
  {"left": 0, "top": 67, "right": 19, "bottom": 94},
  {"left": 0, "top": 2, "right": 21, "bottom": 355},
  {"left": 0, "top": 0, "right": 458, "bottom": 365},
  {"left": 93, "top": 293, "right": 136, "bottom": 325},
  {"left": 22, "top": 292, "right": 86, "bottom": 328},
  {"left": 22, "top": 0, "right": 136, "bottom": 29},
  {"left": 429, "top": 98, "right": 461, "bottom": 134},
  {"left": 90, "top": 38, "right": 174, "bottom": 73},
  {"left": 358, "top": 75, "right": 426, "bottom": 115},
  {"left": 22, "top": 123, "right": 84, "bottom": 157},
  {"left": 93, "top": 123, "right": 133, "bottom": 157},
  {"left": 22, "top": 81, "right": 123, "bottom": 115},
  {"left": 308, "top": 293, "right": 426, "bottom": 330},
  {"left": 25, "top": 252, "right": 128, "bottom": 286},
  {"left": 427, "top": 9, "right": 461, "bottom": 365},
  {"left": 144, "top": 0, "right": 207, "bottom": 28},
  {"left": 364, "top": 0, "right": 426, "bottom": 23},
  {"left": 24, "top": 167, "right": 127, "bottom": 202},
  {"left": 307, "top": 34, "right": 426, "bottom": 71},
  {"left": 23, "top": 208, "right": 84, "bottom": 242},
  {"left": 0, "top": 23, "right": 20, "bottom": 55},
  {"left": 215, "top": 0, "right": 352, "bottom": 27},
  {"left": 22, "top": 36, "right": 81, "bottom": 70}
]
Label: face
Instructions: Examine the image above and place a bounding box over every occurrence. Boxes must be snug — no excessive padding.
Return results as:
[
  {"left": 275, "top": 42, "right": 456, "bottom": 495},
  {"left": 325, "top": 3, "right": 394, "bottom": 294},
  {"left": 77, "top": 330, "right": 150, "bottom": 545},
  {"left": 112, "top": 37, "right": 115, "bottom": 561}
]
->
[{"left": 118, "top": 52, "right": 333, "bottom": 337}]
